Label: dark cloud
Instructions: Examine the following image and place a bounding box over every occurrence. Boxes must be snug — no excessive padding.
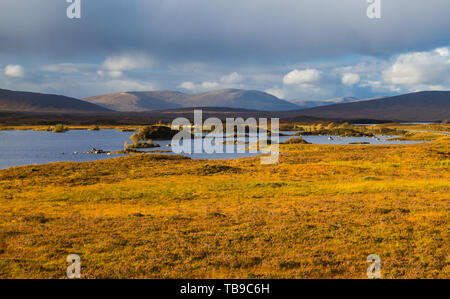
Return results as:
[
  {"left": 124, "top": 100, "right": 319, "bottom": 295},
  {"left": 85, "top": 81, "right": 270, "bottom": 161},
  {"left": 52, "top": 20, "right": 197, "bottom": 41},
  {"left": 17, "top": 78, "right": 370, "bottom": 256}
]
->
[{"left": 1, "top": 0, "right": 450, "bottom": 62}]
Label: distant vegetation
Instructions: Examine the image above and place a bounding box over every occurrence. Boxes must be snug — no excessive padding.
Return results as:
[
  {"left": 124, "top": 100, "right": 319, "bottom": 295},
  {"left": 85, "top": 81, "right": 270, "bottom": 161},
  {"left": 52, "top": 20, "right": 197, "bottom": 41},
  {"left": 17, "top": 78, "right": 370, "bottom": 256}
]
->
[
  {"left": 119, "top": 128, "right": 137, "bottom": 132},
  {"left": 135, "top": 125, "right": 180, "bottom": 140},
  {"left": 124, "top": 125, "right": 180, "bottom": 149},
  {"left": 126, "top": 140, "right": 160, "bottom": 149},
  {"left": 295, "top": 122, "right": 407, "bottom": 137},
  {"left": 50, "top": 124, "right": 69, "bottom": 133}
]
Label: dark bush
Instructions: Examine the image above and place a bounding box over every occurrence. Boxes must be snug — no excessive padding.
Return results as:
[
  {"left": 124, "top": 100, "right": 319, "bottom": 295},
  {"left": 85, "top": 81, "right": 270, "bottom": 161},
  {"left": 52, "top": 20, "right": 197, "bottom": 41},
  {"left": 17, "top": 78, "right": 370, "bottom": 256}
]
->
[{"left": 136, "top": 126, "right": 180, "bottom": 140}]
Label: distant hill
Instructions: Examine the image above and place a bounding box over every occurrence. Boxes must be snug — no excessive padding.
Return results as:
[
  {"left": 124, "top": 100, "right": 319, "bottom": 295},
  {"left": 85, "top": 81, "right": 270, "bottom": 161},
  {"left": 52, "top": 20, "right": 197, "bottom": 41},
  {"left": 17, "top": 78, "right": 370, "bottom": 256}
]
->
[
  {"left": 293, "top": 97, "right": 360, "bottom": 109},
  {"left": 0, "top": 88, "right": 110, "bottom": 113},
  {"left": 325, "top": 97, "right": 360, "bottom": 104},
  {"left": 288, "top": 91, "right": 450, "bottom": 122},
  {"left": 84, "top": 89, "right": 300, "bottom": 111},
  {"left": 84, "top": 91, "right": 183, "bottom": 112}
]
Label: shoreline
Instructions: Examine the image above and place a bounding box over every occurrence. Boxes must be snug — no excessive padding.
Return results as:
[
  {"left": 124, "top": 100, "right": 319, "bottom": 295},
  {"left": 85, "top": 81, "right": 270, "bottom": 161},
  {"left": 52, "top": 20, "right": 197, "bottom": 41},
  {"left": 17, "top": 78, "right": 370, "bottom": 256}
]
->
[{"left": 0, "top": 137, "right": 439, "bottom": 171}]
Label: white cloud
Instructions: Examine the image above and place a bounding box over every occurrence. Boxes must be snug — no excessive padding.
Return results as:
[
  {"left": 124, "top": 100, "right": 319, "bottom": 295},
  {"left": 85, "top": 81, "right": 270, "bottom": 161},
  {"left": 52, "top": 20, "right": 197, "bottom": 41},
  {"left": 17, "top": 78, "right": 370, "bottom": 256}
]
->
[
  {"left": 361, "top": 81, "right": 402, "bottom": 93},
  {"left": 97, "top": 70, "right": 123, "bottom": 78},
  {"left": 40, "top": 63, "right": 95, "bottom": 74},
  {"left": 283, "top": 69, "right": 321, "bottom": 85},
  {"left": 201, "top": 81, "right": 220, "bottom": 89},
  {"left": 107, "top": 71, "right": 123, "bottom": 78},
  {"left": 4, "top": 64, "right": 25, "bottom": 78},
  {"left": 178, "top": 72, "right": 241, "bottom": 93},
  {"left": 179, "top": 81, "right": 220, "bottom": 92},
  {"left": 265, "top": 80, "right": 330, "bottom": 102},
  {"left": 341, "top": 73, "right": 360, "bottom": 86},
  {"left": 97, "top": 53, "right": 155, "bottom": 79},
  {"left": 102, "top": 53, "right": 155, "bottom": 71},
  {"left": 265, "top": 87, "right": 285, "bottom": 99},
  {"left": 383, "top": 47, "right": 450, "bottom": 86},
  {"left": 179, "top": 81, "right": 196, "bottom": 91},
  {"left": 435, "top": 47, "right": 449, "bottom": 56},
  {"left": 220, "top": 72, "right": 243, "bottom": 84},
  {"left": 103, "top": 79, "right": 155, "bottom": 92}
]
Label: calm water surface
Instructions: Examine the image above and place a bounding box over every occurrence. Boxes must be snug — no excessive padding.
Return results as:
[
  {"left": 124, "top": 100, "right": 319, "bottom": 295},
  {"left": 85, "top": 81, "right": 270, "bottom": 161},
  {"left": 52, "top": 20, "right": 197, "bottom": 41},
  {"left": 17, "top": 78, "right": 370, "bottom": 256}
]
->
[{"left": 0, "top": 129, "right": 425, "bottom": 169}]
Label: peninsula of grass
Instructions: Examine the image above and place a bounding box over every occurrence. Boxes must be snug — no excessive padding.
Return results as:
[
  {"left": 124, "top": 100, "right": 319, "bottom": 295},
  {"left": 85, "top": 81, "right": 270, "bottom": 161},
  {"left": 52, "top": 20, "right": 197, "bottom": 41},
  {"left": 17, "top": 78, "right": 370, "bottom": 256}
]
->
[
  {"left": 282, "top": 136, "right": 310, "bottom": 144},
  {"left": 125, "top": 125, "right": 177, "bottom": 149},
  {"left": 126, "top": 142, "right": 161, "bottom": 149},
  {"left": 296, "top": 123, "right": 407, "bottom": 138}
]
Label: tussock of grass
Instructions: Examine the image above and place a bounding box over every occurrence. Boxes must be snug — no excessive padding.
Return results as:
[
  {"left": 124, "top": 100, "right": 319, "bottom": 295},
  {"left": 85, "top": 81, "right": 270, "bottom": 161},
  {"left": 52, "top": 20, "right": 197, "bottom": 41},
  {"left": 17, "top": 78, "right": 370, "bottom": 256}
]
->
[
  {"left": 126, "top": 142, "right": 160, "bottom": 149},
  {"left": 51, "top": 124, "right": 69, "bottom": 133},
  {"left": 194, "top": 164, "right": 242, "bottom": 176}
]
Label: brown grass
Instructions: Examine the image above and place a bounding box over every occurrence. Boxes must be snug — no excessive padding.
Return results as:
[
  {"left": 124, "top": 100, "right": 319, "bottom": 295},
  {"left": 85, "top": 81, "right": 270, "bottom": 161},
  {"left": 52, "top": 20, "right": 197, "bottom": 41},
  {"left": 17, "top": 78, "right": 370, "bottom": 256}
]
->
[{"left": 0, "top": 127, "right": 448, "bottom": 279}]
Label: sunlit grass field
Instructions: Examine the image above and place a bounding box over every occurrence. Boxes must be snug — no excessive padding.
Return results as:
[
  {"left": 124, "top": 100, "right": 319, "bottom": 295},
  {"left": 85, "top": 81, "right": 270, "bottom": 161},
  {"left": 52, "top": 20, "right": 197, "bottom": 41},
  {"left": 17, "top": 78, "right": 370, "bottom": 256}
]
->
[{"left": 0, "top": 125, "right": 448, "bottom": 279}]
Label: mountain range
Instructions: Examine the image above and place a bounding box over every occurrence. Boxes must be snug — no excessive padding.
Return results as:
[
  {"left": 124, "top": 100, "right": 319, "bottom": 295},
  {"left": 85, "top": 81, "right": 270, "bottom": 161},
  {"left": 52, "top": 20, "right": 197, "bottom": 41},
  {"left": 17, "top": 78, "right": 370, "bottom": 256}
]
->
[
  {"left": 288, "top": 91, "right": 449, "bottom": 122},
  {"left": 83, "top": 89, "right": 300, "bottom": 111},
  {"left": 0, "top": 88, "right": 449, "bottom": 122}
]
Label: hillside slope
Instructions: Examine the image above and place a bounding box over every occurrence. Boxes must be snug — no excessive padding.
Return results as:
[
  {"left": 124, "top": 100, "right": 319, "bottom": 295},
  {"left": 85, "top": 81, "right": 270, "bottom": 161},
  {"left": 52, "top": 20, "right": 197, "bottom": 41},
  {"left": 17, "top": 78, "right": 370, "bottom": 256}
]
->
[
  {"left": 0, "top": 88, "right": 110, "bottom": 113},
  {"left": 289, "top": 91, "right": 450, "bottom": 121}
]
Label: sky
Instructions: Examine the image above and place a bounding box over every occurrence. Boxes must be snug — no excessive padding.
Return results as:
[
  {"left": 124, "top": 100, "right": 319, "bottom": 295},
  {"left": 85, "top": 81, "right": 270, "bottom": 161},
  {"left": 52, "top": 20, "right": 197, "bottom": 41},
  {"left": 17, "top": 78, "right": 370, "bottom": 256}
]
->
[{"left": 0, "top": 0, "right": 450, "bottom": 103}]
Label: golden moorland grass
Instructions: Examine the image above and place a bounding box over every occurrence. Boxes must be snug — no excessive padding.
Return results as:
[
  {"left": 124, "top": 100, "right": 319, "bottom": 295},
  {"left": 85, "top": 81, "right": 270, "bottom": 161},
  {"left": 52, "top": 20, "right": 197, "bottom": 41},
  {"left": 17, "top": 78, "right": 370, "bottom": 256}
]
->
[{"left": 0, "top": 126, "right": 448, "bottom": 279}]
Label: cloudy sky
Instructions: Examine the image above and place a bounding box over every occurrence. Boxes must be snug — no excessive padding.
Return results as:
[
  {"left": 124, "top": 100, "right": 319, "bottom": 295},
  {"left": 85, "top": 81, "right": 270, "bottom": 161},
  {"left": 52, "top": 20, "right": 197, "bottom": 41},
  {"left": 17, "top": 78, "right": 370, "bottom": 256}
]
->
[{"left": 1, "top": 0, "right": 450, "bottom": 103}]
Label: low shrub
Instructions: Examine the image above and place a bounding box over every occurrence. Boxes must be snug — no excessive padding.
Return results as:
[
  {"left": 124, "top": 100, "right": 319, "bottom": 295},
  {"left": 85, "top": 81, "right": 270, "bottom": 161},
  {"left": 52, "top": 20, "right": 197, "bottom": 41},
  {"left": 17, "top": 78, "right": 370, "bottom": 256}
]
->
[{"left": 52, "top": 124, "right": 68, "bottom": 133}]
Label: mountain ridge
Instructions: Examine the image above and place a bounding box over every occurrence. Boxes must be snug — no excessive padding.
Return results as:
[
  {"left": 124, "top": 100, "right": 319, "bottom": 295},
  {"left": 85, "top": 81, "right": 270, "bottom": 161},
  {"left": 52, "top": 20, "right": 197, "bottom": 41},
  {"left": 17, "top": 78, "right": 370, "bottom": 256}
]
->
[
  {"left": 84, "top": 89, "right": 300, "bottom": 112},
  {"left": 292, "top": 97, "right": 360, "bottom": 109},
  {"left": 0, "top": 88, "right": 448, "bottom": 122},
  {"left": 287, "top": 91, "right": 450, "bottom": 122},
  {"left": 0, "top": 88, "right": 111, "bottom": 113}
]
